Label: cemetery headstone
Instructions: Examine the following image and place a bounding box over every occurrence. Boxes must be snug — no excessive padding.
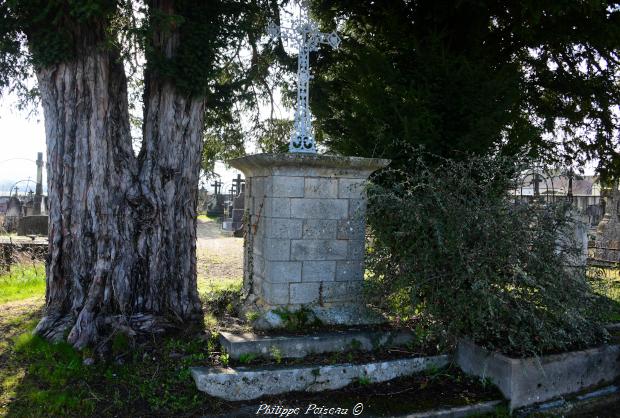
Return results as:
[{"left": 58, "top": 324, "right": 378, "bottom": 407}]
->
[
  {"left": 595, "top": 187, "right": 620, "bottom": 262},
  {"left": 230, "top": 180, "right": 246, "bottom": 236},
  {"left": 3, "top": 196, "right": 22, "bottom": 232},
  {"left": 227, "top": 1, "right": 386, "bottom": 327},
  {"left": 191, "top": 0, "right": 407, "bottom": 403},
  {"left": 207, "top": 180, "right": 225, "bottom": 216},
  {"left": 556, "top": 209, "right": 589, "bottom": 269}
]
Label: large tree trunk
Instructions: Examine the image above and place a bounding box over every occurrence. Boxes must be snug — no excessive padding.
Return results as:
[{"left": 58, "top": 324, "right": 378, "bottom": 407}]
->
[
  {"left": 135, "top": 0, "right": 205, "bottom": 324},
  {"left": 33, "top": 5, "right": 204, "bottom": 349},
  {"left": 138, "top": 78, "right": 205, "bottom": 322}
]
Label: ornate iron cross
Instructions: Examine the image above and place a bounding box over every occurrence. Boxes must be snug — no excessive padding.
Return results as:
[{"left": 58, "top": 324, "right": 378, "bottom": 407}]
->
[{"left": 267, "top": 0, "right": 341, "bottom": 153}]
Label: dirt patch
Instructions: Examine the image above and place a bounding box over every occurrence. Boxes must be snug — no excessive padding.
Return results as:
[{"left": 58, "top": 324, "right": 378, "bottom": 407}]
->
[
  {"left": 196, "top": 218, "right": 243, "bottom": 282},
  {"left": 206, "top": 365, "right": 504, "bottom": 417},
  {"left": 0, "top": 297, "right": 44, "bottom": 362},
  {"left": 0, "top": 297, "right": 44, "bottom": 339}
]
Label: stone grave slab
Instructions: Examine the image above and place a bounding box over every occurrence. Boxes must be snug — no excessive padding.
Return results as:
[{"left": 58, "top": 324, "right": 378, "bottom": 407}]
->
[{"left": 191, "top": 355, "right": 450, "bottom": 401}]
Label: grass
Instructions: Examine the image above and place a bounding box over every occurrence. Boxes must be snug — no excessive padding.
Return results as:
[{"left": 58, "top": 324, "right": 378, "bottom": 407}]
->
[
  {"left": 0, "top": 264, "right": 589, "bottom": 417},
  {"left": 0, "top": 264, "right": 46, "bottom": 304},
  {"left": 197, "top": 277, "right": 242, "bottom": 319},
  {"left": 1, "top": 317, "right": 225, "bottom": 417},
  {"left": 197, "top": 214, "right": 218, "bottom": 222},
  {"left": 0, "top": 276, "right": 234, "bottom": 418},
  {"left": 0, "top": 268, "right": 242, "bottom": 417},
  {"left": 588, "top": 267, "right": 620, "bottom": 323},
  {"left": 197, "top": 276, "right": 242, "bottom": 297}
]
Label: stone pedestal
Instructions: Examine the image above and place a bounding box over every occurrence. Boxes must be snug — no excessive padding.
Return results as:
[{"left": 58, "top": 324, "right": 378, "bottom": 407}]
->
[{"left": 228, "top": 153, "right": 389, "bottom": 328}]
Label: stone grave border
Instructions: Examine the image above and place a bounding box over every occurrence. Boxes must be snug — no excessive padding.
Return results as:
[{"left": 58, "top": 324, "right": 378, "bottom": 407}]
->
[{"left": 456, "top": 338, "right": 620, "bottom": 410}]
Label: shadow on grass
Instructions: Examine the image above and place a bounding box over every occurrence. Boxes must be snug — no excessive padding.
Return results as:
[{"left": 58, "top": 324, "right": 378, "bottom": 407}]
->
[
  {"left": 596, "top": 294, "right": 620, "bottom": 324},
  {"left": 0, "top": 302, "right": 235, "bottom": 418},
  {"left": 588, "top": 267, "right": 620, "bottom": 324}
]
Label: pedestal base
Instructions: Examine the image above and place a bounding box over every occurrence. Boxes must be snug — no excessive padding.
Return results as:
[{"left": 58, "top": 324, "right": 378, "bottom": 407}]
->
[
  {"left": 244, "top": 302, "right": 386, "bottom": 330},
  {"left": 229, "top": 153, "right": 390, "bottom": 329}
]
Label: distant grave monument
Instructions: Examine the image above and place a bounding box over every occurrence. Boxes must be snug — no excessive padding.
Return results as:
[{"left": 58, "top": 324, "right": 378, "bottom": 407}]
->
[
  {"left": 222, "top": 175, "right": 246, "bottom": 235},
  {"left": 3, "top": 195, "right": 21, "bottom": 232},
  {"left": 3, "top": 153, "right": 48, "bottom": 235},
  {"left": 17, "top": 215, "right": 48, "bottom": 236},
  {"left": 595, "top": 186, "right": 620, "bottom": 263},
  {"left": 33, "top": 152, "right": 44, "bottom": 216},
  {"left": 231, "top": 175, "right": 245, "bottom": 232},
  {"left": 557, "top": 209, "right": 589, "bottom": 269},
  {"left": 206, "top": 179, "right": 225, "bottom": 216}
]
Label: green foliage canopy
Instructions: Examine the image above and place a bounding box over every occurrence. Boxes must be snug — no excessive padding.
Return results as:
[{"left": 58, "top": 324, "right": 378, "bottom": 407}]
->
[
  {"left": 3, "top": 1, "right": 619, "bottom": 175},
  {"left": 307, "top": 0, "right": 620, "bottom": 175},
  {"left": 0, "top": 0, "right": 280, "bottom": 174}
]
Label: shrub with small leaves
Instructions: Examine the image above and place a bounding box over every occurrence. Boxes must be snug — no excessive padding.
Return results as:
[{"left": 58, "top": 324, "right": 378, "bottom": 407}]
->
[{"left": 366, "top": 151, "right": 608, "bottom": 357}]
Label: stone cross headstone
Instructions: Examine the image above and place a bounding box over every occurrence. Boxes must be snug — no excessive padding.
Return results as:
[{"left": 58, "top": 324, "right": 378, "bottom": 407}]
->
[
  {"left": 232, "top": 174, "right": 245, "bottom": 196},
  {"left": 222, "top": 1, "right": 390, "bottom": 329},
  {"left": 227, "top": 187, "right": 234, "bottom": 219},
  {"left": 267, "top": 0, "right": 341, "bottom": 153},
  {"left": 211, "top": 180, "right": 222, "bottom": 196},
  {"left": 231, "top": 176, "right": 246, "bottom": 233}
]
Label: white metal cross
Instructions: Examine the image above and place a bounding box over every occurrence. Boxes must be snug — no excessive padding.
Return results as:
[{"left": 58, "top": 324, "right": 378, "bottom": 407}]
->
[{"left": 267, "top": 0, "right": 341, "bottom": 153}]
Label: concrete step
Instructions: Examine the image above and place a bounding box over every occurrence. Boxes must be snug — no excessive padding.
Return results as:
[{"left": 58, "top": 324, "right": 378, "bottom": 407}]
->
[
  {"left": 219, "top": 328, "right": 415, "bottom": 360},
  {"left": 191, "top": 354, "right": 450, "bottom": 401}
]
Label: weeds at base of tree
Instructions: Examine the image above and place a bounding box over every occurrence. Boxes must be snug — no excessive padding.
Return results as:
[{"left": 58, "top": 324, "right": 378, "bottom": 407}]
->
[{"left": 2, "top": 315, "right": 225, "bottom": 417}]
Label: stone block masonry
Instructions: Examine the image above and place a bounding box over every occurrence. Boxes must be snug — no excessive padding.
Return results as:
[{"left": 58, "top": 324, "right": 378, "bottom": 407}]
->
[{"left": 229, "top": 153, "right": 389, "bottom": 327}]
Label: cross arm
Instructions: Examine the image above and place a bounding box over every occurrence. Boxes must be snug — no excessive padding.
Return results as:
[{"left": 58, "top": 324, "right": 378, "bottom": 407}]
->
[{"left": 318, "top": 31, "right": 341, "bottom": 49}]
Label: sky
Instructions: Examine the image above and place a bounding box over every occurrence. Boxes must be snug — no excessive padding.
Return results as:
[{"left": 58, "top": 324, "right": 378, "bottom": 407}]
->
[
  {"left": 0, "top": 2, "right": 314, "bottom": 198},
  {"left": 0, "top": 94, "right": 46, "bottom": 195}
]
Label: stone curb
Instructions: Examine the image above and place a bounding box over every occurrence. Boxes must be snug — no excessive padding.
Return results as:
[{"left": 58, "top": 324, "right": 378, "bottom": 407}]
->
[
  {"left": 456, "top": 339, "right": 620, "bottom": 410},
  {"left": 394, "top": 400, "right": 503, "bottom": 418},
  {"left": 191, "top": 354, "right": 450, "bottom": 401},
  {"left": 515, "top": 385, "right": 620, "bottom": 416},
  {"left": 220, "top": 329, "right": 414, "bottom": 360},
  {"left": 605, "top": 322, "right": 620, "bottom": 332}
]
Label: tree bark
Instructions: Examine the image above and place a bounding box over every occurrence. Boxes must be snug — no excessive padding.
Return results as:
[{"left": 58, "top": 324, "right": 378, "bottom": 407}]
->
[
  {"left": 137, "top": 78, "right": 205, "bottom": 323},
  {"left": 33, "top": 5, "right": 204, "bottom": 349}
]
